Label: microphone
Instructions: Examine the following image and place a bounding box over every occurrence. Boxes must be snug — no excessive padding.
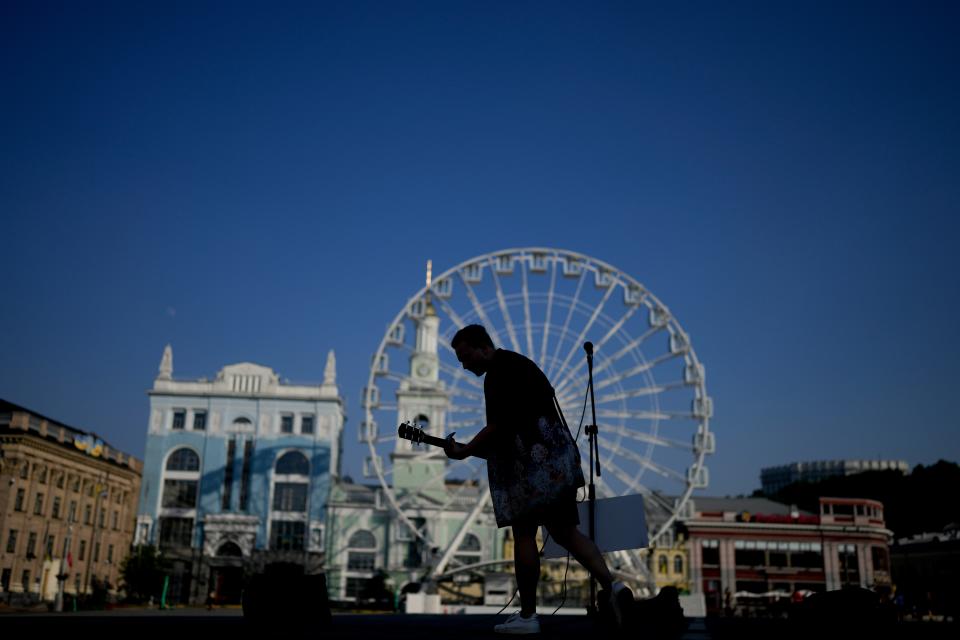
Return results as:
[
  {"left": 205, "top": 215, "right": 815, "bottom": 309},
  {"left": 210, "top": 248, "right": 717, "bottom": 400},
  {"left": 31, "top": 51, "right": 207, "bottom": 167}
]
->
[{"left": 583, "top": 341, "right": 593, "bottom": 356}]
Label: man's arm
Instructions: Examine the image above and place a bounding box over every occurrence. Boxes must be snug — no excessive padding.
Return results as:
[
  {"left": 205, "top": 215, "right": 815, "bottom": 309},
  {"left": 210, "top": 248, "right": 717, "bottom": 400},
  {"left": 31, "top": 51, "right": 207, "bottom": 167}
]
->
[{"left": 444, "top": 423, "right": 498, "bottom": 460}]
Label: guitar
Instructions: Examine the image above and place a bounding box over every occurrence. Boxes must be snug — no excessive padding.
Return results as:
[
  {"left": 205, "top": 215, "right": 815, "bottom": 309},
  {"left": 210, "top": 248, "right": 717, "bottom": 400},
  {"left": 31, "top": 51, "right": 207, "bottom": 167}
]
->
[{"left": 397, "top": 422, "right": 487, "bottom": 460}]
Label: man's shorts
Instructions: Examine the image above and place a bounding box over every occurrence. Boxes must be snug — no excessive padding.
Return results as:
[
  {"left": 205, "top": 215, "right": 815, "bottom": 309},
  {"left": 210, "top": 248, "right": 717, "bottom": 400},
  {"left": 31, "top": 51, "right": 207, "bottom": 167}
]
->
[{"left": 512, "top": 489, "right": 580, "bottom": 529}]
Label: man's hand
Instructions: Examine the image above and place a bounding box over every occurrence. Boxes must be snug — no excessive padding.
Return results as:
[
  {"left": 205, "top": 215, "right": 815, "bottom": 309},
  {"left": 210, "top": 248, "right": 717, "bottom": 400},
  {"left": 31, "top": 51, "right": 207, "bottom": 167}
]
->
[{"left": 444, "top": 434, "right": 468, "bottom": 460}]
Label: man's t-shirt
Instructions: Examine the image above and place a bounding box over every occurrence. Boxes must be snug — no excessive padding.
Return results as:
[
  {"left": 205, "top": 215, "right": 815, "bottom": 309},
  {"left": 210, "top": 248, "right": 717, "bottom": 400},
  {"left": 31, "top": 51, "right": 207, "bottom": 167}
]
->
[{"left": 483, "top": 349, "right": 558, "bottom": 447}]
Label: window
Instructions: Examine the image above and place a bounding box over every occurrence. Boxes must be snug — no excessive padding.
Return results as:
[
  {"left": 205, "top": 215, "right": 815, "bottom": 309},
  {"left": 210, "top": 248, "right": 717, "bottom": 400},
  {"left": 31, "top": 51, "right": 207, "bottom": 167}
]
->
[
  {"left": 158, "top": 517, "right": 194, "bottom": 549},
  {"left": 14, "top": 488, "right": 25, "bottom": 511},
  {"left": 222, "top": 438, "right": 236, "bottom": 510},
  {"left": 701, "top": 540, "right": 720, "bottom": 567},
  {"left": 275, "top": 451, "right": 309, "bottom": 475},
  {"left": 166, "top": 448, "right": 200, "bottom": 471},
  {"left": 281, "top": 414, "right": 294, "bottom": 434},
  {"left": 107, "top": 544, "right": 114, "bottom": 564},
  {"left": 270, "top": 521, "right": 305, "bottom": 551},
  {"left": 172, "top": 410, "right": 186, "bottom": 430},
  {"left": 93, "top": 542, "right": 100, "bottom": 562},
  {"left": 20, "top": 464, "right": 29, "bottom": 479},
  {"left": 674, "top": 555, "right": 684, "bottom": 574},
  {"left": 99, "top": 508, "right": 106, "bottom": 528},
  {"left": 84, "top": 505, "right": 92, "bottom": 525},
  {"left": 52, "top": 497, "right": 61, "bottom": 519},
  {"left": 240, "top": 440, "right": 253, "bottom": 510},
  {"left": 69, "top": 501, "right": 77, "bottom": 522},
  {"left": 658, "top": 555, "right": 668, "bottom": 574},
  {"left": 21, "top": 570, "right": 30, "bottom": 592},
  {"left": 79, "top": 540, "right": 86, "bottom": 561},
  {"left": 301, "top": 415, "right": 314, "bottom": 434},
  {"left": 162, "top": 479, "right": 198, "bottom": 509},
  {"left": 347, "top": 530, "right": 377, "bottom": 571},
  {"left": 0, "top": 569, "right": 9, "bottom": 592},
  {"left": 112, "top": 511, "right": 119, "bottom": 530},
  {"left": 5, "top": 530, "right": 17, "bottom": 554},
  {"left": 346, "top": 577, "right": 370, "bottom": 601},
  {"left": 193, "top": 411, "right": 207, "bottom": 431},
  {"left": 38, "top": 468, "right": 47, "bottom": 484},
  {"left": 34, "top": 493, "right": 44, "bottom": 515},
  {"left": 56, "top": 473, "right": 64, "bottom": 489},
  {"left": 71, "top": 476, "right": 80, "bottom": 493},
  {"left": 26, "top": 532, "right": 37, "bottom": 557},
  {"left": 273, "top": 483, "right": 307, "bottom": 512},
  {"left": 46, "top": 535, "right": 55, "bottom": 557},
  {"left": 347, "top": 551, "right": 376, "bottom": 571}
]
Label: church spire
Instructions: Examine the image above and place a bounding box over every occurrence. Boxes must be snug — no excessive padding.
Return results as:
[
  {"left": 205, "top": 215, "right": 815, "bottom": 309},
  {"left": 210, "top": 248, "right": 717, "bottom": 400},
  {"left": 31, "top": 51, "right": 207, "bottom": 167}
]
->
[
  {"left": 158, "top": 344, "right": 173, "bottom": 380},
  {"left": 424, "top": 259, "right": 437, "bottom": 317}
]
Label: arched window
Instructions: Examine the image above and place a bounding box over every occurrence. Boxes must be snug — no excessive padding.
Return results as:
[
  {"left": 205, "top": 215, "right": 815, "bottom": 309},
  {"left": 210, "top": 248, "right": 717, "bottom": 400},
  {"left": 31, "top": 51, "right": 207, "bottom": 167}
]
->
[
  {"left": 275, "top": 451, "right": 309, "bottom": 475},
  {"left": 347, "top": 530, "right": 377, "bottom": 572},
  {"left": 658, "top": 555, "right": 668, "bottom": 574},
  {"left": 348, "top": 530, "right": 377, "bottom": 549},
  {"left": 166, "top": 448, "right": 200, "bottom": 472},
  {"left": 674, "top": 555, "right": 684, "bottom": 574},
  {"left": 159, "top": 448, "right": 200, "bottom": 550},
  {"left": 269, "top": 450, "right": 310, "bottom": 551},
  {"left": 415, "top": 414, "right": 430, "bottom": 431}
]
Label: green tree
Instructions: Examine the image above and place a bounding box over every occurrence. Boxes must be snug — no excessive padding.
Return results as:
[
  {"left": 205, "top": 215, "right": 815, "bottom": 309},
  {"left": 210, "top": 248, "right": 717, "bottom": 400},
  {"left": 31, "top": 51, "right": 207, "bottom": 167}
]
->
[{"left": 119, "top": 545, "right": 169, "bottom": 603}]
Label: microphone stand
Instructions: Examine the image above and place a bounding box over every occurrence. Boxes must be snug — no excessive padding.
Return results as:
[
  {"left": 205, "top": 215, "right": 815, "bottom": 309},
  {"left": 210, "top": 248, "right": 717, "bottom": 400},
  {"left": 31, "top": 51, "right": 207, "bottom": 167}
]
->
[{"left": 583, "top": 342, "right": 601, "bottom": 618}]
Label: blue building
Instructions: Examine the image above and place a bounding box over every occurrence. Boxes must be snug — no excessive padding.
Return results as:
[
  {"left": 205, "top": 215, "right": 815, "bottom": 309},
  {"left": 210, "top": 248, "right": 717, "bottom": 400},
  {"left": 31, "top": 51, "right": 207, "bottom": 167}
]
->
[{"left": 135, "top": 346, "right": 345, "bottom": 604}]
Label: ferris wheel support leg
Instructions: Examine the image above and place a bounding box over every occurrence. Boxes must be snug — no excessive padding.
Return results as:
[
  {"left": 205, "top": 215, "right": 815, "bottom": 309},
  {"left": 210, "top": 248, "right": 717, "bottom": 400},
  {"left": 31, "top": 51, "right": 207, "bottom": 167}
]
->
[{"left": 428, "top": 490, "right": 491, "bottom": 581}]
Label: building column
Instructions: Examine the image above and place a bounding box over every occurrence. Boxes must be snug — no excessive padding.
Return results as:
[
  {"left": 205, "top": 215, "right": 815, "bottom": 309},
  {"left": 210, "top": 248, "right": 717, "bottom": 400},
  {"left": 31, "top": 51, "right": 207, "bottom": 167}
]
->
[
  {"left": 823, "top": 541, "right": 839, "bottom": 591},
  {"left": 688, "top": 538, "right": 703, "bottom": 594},
  {"left": 857, "top": 543, "right": 870, "bottom": 588},
  {"left": 719, "top": 539, "right": 737, "bottom": 597}
]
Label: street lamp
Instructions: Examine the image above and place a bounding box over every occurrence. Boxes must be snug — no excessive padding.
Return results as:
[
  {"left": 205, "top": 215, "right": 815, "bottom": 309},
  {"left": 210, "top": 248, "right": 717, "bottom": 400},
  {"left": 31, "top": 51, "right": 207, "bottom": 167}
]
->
[{"left": 54, "top": 525, "right": 73, "bottom": 612}]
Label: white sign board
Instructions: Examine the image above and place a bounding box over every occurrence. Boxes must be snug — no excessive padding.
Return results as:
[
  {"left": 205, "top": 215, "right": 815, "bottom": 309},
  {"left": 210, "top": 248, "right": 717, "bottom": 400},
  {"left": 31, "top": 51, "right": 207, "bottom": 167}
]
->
[{"left": 542, "top": 493, "right": 649, "bottom": 559}]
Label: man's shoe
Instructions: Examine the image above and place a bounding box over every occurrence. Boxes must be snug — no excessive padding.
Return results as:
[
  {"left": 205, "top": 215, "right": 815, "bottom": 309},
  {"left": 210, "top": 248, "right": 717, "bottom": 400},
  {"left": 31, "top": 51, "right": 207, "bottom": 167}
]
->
[
  {"left": 494, "top": 611, "right": 541, "bottom": 634},
  {"left": 608, "top": 581, "right": 634, "bottom": 629}
]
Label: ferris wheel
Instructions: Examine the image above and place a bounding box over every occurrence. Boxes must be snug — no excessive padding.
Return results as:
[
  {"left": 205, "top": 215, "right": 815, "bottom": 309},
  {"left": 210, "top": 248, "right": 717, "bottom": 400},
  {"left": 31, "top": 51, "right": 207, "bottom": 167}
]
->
[{"left": 361, "top": 248, "right": 714, "bottom": 581}]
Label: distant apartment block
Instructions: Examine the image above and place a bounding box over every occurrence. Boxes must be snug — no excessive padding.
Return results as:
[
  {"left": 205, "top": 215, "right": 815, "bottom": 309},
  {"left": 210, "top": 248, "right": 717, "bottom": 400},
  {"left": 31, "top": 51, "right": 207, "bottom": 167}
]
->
[{"left": 760, "top": 459, "right": 908, "bottom": 495}]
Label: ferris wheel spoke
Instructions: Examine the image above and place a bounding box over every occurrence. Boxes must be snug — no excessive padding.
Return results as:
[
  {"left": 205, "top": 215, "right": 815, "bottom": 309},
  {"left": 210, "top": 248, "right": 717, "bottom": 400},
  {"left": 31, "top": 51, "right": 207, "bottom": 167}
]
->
[
  {"left": 486, "top": 257, "right": 522, "bottom": 354},
  {"left": 593, "top": 324, "right": 665, "bottom": 379},
  {"left": 398, "top": 460, "right": 483, "bottom": 510},
  {"left": 592, "top": 380, "right": 688, "bottom": 404},
  {"left": 547, "top": 270, "right": 587, "bottom": 380},
  {"left": 596, "top": 422, "right": 693, "bottom": 451},
  {"left": 520, "top": 258, "right": 535, "bottom": 358},
  {"left": 551, "top": 283, "right": 617, "bottom": 391},
  {"left": 458, "top": 271, "right": 506, "bottom": 348},
  {"left": 595, "top": 408, "right": 691, "bottom": 421},
  {"left": 598, "top": 437, "right": 688, "bottom": 485},
  {"left": 446, "top": 419, "right": 484, "bottom": 431},
  {"left": 447, "top": 385, "right": 484, "bottom": 402},
  {"left": 593, "top": 351, "right": 683, "bottom": 392},
  {"left": 448, "top": 404, "right": 486, "bottom": 415},
  {"left": 597, "top": 455, "right": 646, "bottom": 495},
  {"left": 539, "top": 256, "right": 559, "bottom": 367},
  {"left": 432, "top": 290, "right": 470, "bottom": 332},
  {"left": 553, "top": 304, "right": 639, "bottom": 397}
]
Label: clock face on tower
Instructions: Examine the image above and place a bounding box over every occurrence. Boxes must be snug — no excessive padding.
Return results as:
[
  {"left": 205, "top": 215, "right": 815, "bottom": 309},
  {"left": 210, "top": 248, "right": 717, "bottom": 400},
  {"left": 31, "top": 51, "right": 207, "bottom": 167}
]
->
[{"left": 416, "top": 363, "right": 432, "bottom": 378}]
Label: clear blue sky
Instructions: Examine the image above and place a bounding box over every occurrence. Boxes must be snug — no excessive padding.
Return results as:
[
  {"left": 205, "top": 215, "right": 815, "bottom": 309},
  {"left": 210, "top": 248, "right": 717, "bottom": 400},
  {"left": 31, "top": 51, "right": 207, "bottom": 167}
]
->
[{"left": 2, "top": 1, "right": 957, "bottom": 496}]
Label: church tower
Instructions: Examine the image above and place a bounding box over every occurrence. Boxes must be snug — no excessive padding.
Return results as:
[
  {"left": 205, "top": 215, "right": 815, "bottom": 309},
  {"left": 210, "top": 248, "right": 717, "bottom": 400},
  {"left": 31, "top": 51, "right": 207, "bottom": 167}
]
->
[{"left": 392, "top": 261, "right": 450, "bottom": 497}]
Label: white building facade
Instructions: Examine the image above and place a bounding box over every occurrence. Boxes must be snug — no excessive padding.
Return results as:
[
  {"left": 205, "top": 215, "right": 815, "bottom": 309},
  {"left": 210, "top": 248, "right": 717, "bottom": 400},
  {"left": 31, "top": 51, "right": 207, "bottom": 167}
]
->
[{"left": 136, "top": 346, "right": 344, "bottom": 605}]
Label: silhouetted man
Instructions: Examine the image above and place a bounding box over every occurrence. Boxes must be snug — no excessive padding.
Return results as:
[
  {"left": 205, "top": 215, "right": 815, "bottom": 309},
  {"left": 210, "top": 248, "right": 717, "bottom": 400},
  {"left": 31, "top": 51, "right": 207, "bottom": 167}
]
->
[{"left": 444, "top": 324, "right": 632, "bottom": 634}]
